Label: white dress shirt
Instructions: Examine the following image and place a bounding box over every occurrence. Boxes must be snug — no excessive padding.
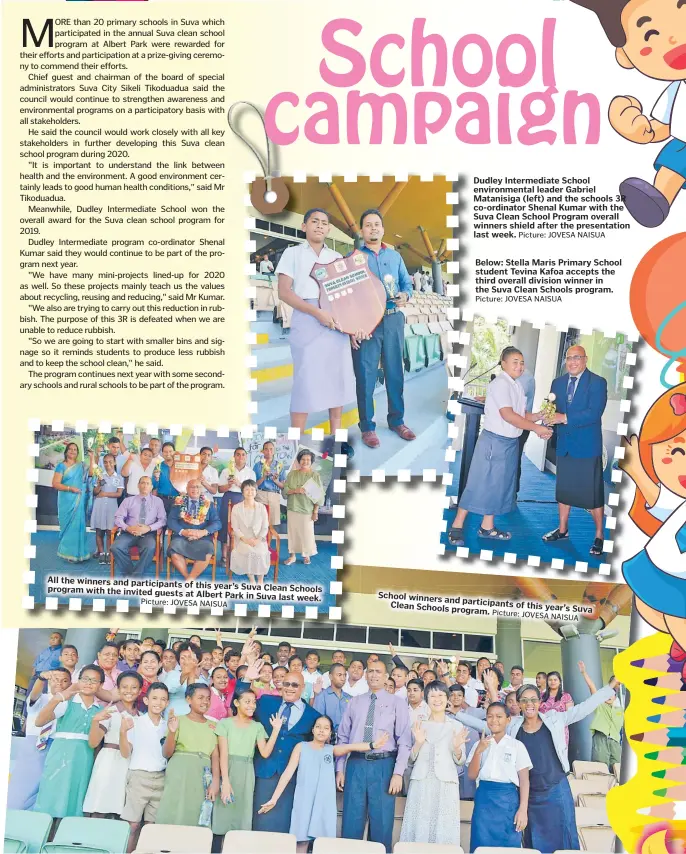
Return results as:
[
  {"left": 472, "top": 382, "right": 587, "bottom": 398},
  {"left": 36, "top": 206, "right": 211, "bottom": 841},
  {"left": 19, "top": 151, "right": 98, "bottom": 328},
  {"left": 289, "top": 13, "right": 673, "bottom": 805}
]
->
[{"left": 275, "top": 241, "right": 342, "bottom": 300}]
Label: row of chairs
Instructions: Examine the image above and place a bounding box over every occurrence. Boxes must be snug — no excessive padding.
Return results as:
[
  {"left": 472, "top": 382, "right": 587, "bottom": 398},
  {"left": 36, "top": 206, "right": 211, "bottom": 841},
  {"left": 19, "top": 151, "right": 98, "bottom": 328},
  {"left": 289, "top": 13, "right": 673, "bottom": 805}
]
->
[
  {"left": 404, "top": 320, "right": 452, "bottom": 373},
  {"left": 106, "top": 519, "right": 280, "bottom": 584}
]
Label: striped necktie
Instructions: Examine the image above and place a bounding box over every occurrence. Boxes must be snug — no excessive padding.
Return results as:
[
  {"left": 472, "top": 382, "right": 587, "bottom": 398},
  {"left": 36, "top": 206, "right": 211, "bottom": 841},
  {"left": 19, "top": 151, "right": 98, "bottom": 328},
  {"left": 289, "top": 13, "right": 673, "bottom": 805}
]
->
[
  {"left": 566, "top": 375, "right": 578, "bottom": 404},
  {"left": 364, "top": 693, "right": 377, "bottom": 743},
  {"left": 36, "top": 720, "right": 52, "bottom": 751}
]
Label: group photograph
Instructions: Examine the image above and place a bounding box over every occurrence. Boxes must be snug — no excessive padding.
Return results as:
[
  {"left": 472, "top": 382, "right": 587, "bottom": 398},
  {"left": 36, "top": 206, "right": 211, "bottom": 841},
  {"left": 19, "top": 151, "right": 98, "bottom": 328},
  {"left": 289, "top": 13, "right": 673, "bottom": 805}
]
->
[
  {"left": 249, "top": 175, "right": 455, "bottom": 477},
  {"left": 6, "top": 571, "right": 630, "bottom": 853},
  {"left": 28, "top": 426, "right": 342, "bottom": 611}
]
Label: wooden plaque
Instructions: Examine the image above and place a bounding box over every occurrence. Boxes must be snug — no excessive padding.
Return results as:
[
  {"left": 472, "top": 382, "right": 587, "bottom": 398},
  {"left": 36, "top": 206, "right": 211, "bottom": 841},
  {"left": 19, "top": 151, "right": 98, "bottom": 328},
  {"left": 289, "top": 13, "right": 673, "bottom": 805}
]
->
[
  {"left": 310, "top": 249, "right": 386, "bottom": 336},
  {"left": 170, "top": 452, "right": 201, "bottom": 493}
]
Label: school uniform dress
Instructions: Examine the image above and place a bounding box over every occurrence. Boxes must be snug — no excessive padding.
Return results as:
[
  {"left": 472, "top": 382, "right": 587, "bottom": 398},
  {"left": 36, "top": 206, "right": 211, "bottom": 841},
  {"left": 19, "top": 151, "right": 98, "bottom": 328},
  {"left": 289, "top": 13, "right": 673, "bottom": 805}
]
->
[
  {"left": 275, "top": 241, "right": 356, "bottom": 414},
  {"left": 468, "top": 734, "right": 532, "bottom": 849},
  {"left": 400, "top": 719, "right": 466, "bottom": 846},
  {"left": 283, "top": 469, "right": 322, "bottom": 556},
  {"left": 290, "top": 743, "right": 337, "bottom": 842},
  {"left": 252, "top": 695, "right": 319, "bottom": 832},
  {"left": 623, "top": 494, "right": 686, "bottom": 617},
  {"left": 153, "top": 462, "right": 180, "bottom": 517},
  {"left": 459, "top": 372, "right": 526, "bottom": 516},
  {"left": 121, "top": 714, "right": 168, "bottom": 824},
  {"left": 550, "top": 369, "right": 607, "bottom": 509},
  {"left": 8, "top": 693, "right": 56, "bottom": 810},
  {"left": 34, "top": 695, "right": 100, "bottom": 817},
  {"left": 218, "top": 465, "right": 254, "bottom": 544},
  {"left": 82, "top": 705, "right": 138, "bottom": 815},
  {"left": 156, "top": 715, "right": 217, "bottom": 826},
  {"left": 212, "top": 717, "right": 267, "bottom": 834},
  {"left": 90, "top": 472, "right": 124, "bottom": 531}
]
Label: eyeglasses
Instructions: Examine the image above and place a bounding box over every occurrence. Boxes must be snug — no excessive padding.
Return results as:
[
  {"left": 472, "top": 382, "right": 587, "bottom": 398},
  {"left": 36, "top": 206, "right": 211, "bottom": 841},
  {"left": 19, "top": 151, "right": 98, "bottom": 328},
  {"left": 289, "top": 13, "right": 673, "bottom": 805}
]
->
[
  {"left": 519, "top": 697, "right": 539, "bottom": 706},
  {"left": 566, "top": 355, "right": 585, "bottom": 362},
  {"left": 282, "top": 681, "right": 300, "bottom": 688},
  {"left": 80, "top": 677, "right": 101, "bottom": 686}
]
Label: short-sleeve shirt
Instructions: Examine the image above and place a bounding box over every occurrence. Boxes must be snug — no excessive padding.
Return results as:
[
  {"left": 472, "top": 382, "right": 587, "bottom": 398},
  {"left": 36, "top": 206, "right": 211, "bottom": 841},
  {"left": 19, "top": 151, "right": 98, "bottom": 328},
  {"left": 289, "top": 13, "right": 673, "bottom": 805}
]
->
[
  {"left": 647, "top": 483, "right": 684, "bottom": 522},
  {"left": 176, "top": 715, "right": 217, "bottom": 757},
  {"left": 275, "top": 241, "right": 342, "bottom": 300},
  {"left": 198, "top": 465, "right": 219, "bottom": 498},
  {"left": 26, "top": 693, "right": 55, "bottom": 737},
  {"left": 652, "top": 81, "right": 686, "bottom": 142},
  {"left": 483, "top": 372, "right": 526, "bottom": 439},
  {"left": 468, "top": 733, "right": 532, "bottom": 786},
  {"left": 216, "top": 716, "right": 267, "bottom": 757},
  {"left": 219, "top": 465, "right": 254, "bottom": 494},
  {"left": 127, "top": 713, "right": 168, "bottom": 772},
  {"left": 126, "top": 458, "right": 157, "bottom": 495}
]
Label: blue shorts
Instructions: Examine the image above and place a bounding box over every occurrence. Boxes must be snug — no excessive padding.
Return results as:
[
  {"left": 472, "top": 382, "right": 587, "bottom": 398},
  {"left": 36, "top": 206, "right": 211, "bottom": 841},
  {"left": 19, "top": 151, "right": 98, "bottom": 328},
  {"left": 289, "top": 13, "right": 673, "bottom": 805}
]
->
[{"left": 655, "top": 138, "right": 686, "bottom": 179}]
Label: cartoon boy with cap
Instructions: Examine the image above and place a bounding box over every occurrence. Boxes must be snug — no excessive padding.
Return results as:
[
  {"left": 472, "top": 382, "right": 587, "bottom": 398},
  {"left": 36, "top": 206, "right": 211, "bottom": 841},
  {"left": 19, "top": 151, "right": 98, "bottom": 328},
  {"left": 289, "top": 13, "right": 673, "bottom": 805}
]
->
[{"left": 572, "top": 0, "right": 686, "bottom": 227}]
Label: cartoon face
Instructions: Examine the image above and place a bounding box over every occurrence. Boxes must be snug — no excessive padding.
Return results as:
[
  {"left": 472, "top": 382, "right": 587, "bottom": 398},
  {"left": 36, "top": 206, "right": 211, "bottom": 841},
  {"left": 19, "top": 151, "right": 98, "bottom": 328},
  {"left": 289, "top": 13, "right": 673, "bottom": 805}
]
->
[
  {"left": 619, "top": 0, "right": 686, "bottom": 81},
  {"left": 651, "top": 429, "right": 686, "bottom": 496}
]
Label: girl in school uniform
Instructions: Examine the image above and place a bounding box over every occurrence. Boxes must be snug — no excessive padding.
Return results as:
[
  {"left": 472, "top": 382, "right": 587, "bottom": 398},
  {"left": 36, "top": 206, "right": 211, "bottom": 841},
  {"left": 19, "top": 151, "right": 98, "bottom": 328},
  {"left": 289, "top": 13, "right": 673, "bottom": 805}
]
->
[
  {"left": 206, "top": 666, "right": 232, "bottom": 722},
  {"left": 467, "top": 702, "right": 532, "bottom": 850},
  {"left": 211, "top": 688, "right": 284, "bottom": 835},
  {"left": 83, "top": 671, "right": 142, "bottom": 817},
  {"left": 449, "top": 347, "right": 552, "bottom": 546},
  {"left": 156, "top": 683, "right": 220, "bottom": 827},
  {"left": 258, "top": 715, "right": 388, "bottom": 853},
  {"left": 34, "top": 665, "right": 106, "bottom": 818},
  {"left": 90, "top": 452, "right": 124, "bottom": 564}
]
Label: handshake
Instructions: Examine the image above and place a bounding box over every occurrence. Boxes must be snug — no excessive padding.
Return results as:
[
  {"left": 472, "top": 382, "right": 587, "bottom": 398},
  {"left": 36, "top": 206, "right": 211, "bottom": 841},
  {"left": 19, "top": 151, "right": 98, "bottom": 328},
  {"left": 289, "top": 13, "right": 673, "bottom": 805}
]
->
[{"left": 539, "top": 393, "right": 565, "bottom": 427}]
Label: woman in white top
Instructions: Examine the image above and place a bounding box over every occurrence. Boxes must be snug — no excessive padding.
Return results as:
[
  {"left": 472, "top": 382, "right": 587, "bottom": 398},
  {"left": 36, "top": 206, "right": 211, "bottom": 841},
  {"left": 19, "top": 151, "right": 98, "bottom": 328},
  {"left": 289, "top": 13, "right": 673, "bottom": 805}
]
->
[
  {"left": 276, "top": 208, "right": 356, "bottom": 434},
  {"left": 399, "top": 681, "right": 467, "bottom": 846},
  {"left": 230, "top": 479, "right": 270, "bottom": 585},
  {"left": 449, "top": 347, "right": 552, "bottom": 546}
]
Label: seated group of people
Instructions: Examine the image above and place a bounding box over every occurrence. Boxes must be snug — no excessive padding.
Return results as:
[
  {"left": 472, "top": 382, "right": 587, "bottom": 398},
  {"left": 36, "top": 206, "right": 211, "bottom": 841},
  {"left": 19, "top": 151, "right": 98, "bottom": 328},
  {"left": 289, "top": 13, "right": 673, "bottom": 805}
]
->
[
  {"left": 52, "top": 436, "right": 325, "bottom": 582},
  {"left": 11, "top": 632, "right": 624, "bottom": 854}
]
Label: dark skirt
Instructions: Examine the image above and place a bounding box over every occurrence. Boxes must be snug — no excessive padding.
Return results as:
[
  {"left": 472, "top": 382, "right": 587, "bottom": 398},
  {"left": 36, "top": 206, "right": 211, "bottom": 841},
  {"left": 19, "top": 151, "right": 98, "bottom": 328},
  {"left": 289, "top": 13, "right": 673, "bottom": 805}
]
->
[
  {"left": 169, "top": 534, "right": 215, "bottom": 561},
  {"left": 471, "top": 780, "right": 522, "bottom": 850},
  {"left": 623, "top": 548, "right": 686, "bottom": 618},
  {"left": 523, "top": 776, "right": 579, "bottom": 854},
  {"left": 459, "top": 430, "right": 519, "bottom": 516},
  {"left": 555, "top": 454, "right": 604, "bottom": 509},
  {"left": 219, "top": 492, "right": 243, "bottom": 544}
]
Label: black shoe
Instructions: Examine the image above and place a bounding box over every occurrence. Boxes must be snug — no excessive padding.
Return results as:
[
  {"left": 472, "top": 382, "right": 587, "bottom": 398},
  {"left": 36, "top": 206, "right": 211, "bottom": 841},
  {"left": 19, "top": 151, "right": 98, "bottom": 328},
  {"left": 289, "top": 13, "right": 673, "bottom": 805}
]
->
[
  {"left": 542, "top": 528, "right": 569, "bottom": 542},
  {"left": 341, "top": 441, "right": 354, "bottom": 460}
]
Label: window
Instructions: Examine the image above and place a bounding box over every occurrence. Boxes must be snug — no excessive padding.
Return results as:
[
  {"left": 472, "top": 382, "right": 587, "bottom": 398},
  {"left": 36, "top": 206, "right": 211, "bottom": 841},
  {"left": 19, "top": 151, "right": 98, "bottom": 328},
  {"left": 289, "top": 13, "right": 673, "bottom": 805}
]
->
[
  {"left": 432, "top": 632, "right": 463, "bottom": 653},
  {"left": 268, "top": 625, "right": 303, "bottom": 639},
  {"left": 303, "top": 623, "right": 336, "bottom": 641},
  {"left": 522, "top": 640, "right": 561, "bottom": 677},
  {"left": 600, "top": 647, "right": 619, "bottom": 684},
  {"left": 284, "top": 226, "right": 297, "bottom": 237},
  {"left": 369, "top": 627, "right": 399, "bottom": 646},
  {"left": 271, "top": 223, "right": 283, "bottom": 234},
  {"left": 256, "top": 219, "right": 270, "bottom": 230},
  {"left": 463, "top": 634, "right": 494, "bottom": 654},
  {"left": 400, "top": 629, "right": 430, "bottom": 648},
  {"left": 297, "top": 229, "right": 306, "bottom": 239},
  {"left": 336, "top": 625, "right": 368, "bottom": 644}
]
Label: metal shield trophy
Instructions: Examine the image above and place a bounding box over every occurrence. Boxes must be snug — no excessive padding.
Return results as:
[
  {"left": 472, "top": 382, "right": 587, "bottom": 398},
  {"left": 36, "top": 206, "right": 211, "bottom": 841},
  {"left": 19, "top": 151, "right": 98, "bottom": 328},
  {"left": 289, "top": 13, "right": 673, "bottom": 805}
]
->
[
  {"left": 170, "top": 452, "right": 201, "bottom": 493},
  {"left": 310, "top": 249, "right": 387, "bottom": 336}
]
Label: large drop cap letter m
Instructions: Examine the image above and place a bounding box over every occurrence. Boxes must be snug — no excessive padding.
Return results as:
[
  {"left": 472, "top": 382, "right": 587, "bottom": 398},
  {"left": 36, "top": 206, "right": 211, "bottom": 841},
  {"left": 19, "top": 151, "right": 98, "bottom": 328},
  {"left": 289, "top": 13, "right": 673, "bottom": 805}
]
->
[{"left": 23, "top": 19, "right": 53, "bottom": 48}]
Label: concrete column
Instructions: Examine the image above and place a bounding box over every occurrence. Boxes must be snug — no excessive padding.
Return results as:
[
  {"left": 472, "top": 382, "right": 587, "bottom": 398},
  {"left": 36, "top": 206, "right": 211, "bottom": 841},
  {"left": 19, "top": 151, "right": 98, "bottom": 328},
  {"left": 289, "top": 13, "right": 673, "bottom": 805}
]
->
[
  {"left": 64, "top": 629, "right": 102, "bottom": 671},
  {"left": 432, "top": 259, "right": 444, "bottom": 295},
  {"left": 495, "top": 617, "right": 523, "bottom": 675},
  {"left": 560, "top": 627, "right": 604, "bottom": 765}
]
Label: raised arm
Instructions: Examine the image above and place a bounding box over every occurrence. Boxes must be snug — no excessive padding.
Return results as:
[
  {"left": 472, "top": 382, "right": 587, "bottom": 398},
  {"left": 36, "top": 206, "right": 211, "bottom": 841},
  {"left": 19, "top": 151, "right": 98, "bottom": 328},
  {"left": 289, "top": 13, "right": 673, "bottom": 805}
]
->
[
  {"left": 578, "top": 661, "right": 598, "bottom": 695},
  {"left": 257, "top": 743, "right": 302, "bottom": 814},
  {"left": 562, "top": 682, "right": 617, "bottom": 726},
  {"left": 256, "top": 714, "right": 285, "bottom": 758}
]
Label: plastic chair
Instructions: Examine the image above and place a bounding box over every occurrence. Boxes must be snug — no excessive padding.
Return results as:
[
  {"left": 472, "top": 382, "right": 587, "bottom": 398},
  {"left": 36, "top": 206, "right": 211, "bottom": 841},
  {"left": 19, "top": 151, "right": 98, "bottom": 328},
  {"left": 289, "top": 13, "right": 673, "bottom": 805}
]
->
[
  {"left": 228, "top": 504, "right": 280, "bottom": 583},
  {"left": 222, "top": 831, "right": 297, "bottom": 853},
  {"left": 612, "top": 762, "right": 621, "bottom": 781},
  {"left": 577, "top": 827, "right": 616, "bottom": 852},
  {"left": 410, "top": 322, "right": 441, "bottom": 368},
  {"left": 474, "top": 849, "right": 541, "bottom": 854},
  {"left": 581, "top": 773, "right": 615, "bottom": 791},
  {"left": 166, "top": 529, "right": 219, "bottom": 582},
  {"left": 313, "top": 839, "right": 386, "bottom": 853},
  {"left": 109, "top": 527, "right": 162, "bottom": 581},
  {"left": 43, "top": 817, "right": 130, "bottom": 853},
  {"left": 460, "top": 822, "right": 471, "bottom": 854},
  {"left": 578, "top": 794, "right": 609, "bottom": 816},
  {"left": 568, "top": 777, "right": 612, "bottom": 801},
  {"left": 574, "top": 807, "right": 610, "bottom": 828},
  {"left": 403, "top": 326, "right": 426, "bottom": 373},
  {"left": 572, "top": 760, "right": 612, "bottom": 779},
  {"left": 134, "top": 823, "right": 213, "bottom": 853},
  {"left": 395, "top": 843, "right": 464, "bottom": 853},
  {"left": 4, "top": 809, "right": 52, "bottom": 853}
]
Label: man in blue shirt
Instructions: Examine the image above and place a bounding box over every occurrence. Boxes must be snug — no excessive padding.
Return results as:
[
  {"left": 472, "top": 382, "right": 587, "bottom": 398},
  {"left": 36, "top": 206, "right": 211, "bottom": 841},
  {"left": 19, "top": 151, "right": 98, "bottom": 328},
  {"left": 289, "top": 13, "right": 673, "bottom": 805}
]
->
[
  {"left": 27, "top": 631, "right": 64, "bottom": 699},
  {"left": 312, "top": 662, "right": 352, "bottom": 733},
  {"left": 353, "top": 209, "right": 416, "bottom": 448}
]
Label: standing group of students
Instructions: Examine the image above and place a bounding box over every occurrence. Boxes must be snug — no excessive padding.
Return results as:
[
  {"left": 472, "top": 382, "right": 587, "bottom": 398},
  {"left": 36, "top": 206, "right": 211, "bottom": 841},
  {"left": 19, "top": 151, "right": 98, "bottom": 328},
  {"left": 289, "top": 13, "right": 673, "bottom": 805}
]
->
[{"left": 9, "top": 632, "right": 623, "bottom": 854}]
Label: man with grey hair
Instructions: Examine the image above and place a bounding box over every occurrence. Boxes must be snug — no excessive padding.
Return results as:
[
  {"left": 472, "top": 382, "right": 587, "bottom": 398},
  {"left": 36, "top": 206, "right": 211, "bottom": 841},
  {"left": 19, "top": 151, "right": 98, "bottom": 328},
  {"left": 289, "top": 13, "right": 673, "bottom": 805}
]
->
[
  {"left": 112, "top": 476, "right": 166, "bottom": 576},
  {"left": 543, "top": 345, "right": 608, "bottom": 556}
]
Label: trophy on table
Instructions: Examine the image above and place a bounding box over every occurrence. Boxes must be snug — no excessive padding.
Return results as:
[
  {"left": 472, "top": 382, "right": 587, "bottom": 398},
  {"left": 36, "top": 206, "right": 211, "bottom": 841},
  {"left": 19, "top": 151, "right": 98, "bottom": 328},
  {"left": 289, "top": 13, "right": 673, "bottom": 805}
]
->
[{"left": 310, "top": 249, "right": 387, "bottom": 337}]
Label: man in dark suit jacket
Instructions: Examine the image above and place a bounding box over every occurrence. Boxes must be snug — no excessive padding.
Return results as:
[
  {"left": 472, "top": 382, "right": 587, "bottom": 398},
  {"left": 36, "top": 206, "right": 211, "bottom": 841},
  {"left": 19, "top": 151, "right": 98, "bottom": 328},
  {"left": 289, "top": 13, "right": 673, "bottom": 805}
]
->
[
  {"left": 251, "top": 670, "right": 319, "bottom": 832},
  {"left": 542, "top": 345, "right": 608, "bottom": 556}
]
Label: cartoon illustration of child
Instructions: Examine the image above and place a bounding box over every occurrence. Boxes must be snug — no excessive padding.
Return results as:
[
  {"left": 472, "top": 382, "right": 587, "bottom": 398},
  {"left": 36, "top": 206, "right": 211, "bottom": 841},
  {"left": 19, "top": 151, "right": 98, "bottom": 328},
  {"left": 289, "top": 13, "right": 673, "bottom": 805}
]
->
[
  {"left": 621, "top": 382, "right": 686, "bottom": 666},
  {"left": 572, "top": 0, "right": 686, "bottom": 227}
]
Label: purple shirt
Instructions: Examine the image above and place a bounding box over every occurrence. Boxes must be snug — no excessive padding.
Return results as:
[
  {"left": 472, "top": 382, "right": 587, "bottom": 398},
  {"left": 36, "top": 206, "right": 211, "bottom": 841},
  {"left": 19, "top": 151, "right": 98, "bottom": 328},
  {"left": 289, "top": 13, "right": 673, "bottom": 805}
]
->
[
  {"left": 336, "top": 688, "right": 411, "bottom": 776},
  {"left": 114, "top": 494, "right": 167, "bottom": 532}
]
